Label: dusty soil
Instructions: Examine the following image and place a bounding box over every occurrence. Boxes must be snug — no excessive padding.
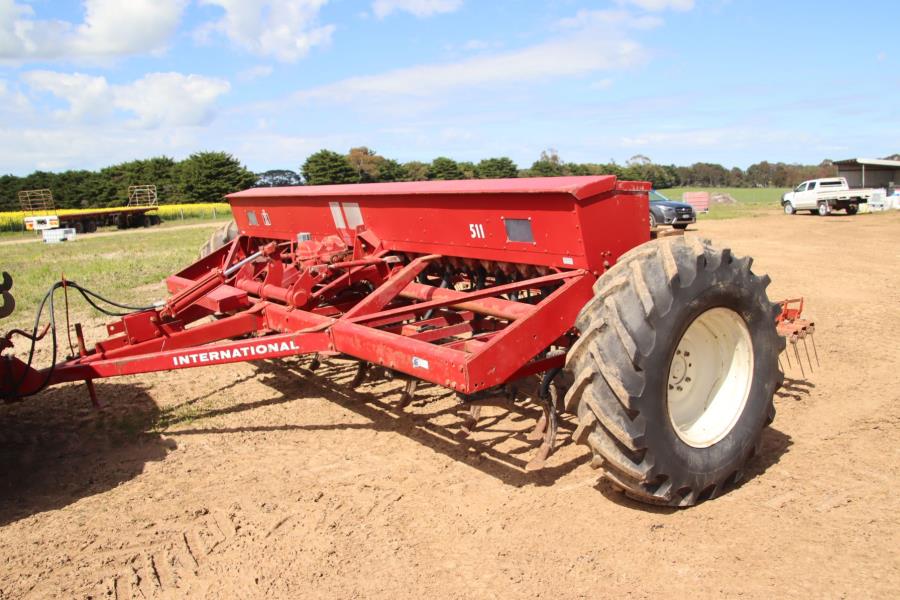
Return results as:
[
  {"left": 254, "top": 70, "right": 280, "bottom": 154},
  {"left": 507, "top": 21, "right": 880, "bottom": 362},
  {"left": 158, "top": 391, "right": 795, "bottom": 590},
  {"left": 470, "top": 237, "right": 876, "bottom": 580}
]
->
[{"left": 2, "top": 212, "right": 899, "bottom": 599}]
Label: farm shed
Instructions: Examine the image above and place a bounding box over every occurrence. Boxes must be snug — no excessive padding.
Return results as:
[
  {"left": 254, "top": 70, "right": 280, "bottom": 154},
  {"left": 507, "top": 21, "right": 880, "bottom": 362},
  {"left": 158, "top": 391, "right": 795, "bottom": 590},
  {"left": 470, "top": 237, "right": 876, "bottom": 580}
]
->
[{"left": 833, "top": 157, "right": 900, "bottom": 190}]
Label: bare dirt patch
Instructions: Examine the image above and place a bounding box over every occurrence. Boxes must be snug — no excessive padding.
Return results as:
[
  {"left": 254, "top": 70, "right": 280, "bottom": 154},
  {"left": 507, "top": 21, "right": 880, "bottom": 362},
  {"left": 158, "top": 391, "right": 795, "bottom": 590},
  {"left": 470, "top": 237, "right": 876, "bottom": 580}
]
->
[{"left": 2, "top": 211, "right": 899, "bottom": 598}]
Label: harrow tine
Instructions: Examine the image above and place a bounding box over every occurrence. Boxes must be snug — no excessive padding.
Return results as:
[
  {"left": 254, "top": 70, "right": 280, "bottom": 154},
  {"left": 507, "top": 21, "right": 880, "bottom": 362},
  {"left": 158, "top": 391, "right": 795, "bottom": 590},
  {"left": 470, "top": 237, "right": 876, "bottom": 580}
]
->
[
  {"left": 527, "top": 411, "right": 547, "bottom": 442},
  {"left": 810, "top": 333, "right": 820, "bottom": 367},
  {"left": 801, "top": 337, "right": 814, "bottom": 373},
  {"left": 774, "top": 297, "right": 819, "bottom": 380},
  {"left": 397, "top": 379, "right": 418, "bottom": 408},
  {"left": 525, "top": 439, "right": 552, "bottom": 471},
  {"left": 351, "top": 361, "right": 370, "bottom": 388},
  {"left": 793, "top": 342, "right": 805, "bottom": 378},
  {"left": 526, "top": 397, "right": 559, "bottom": 472},
  {"left": 460, "top": 404, "right": 482, "bottom": 438}
]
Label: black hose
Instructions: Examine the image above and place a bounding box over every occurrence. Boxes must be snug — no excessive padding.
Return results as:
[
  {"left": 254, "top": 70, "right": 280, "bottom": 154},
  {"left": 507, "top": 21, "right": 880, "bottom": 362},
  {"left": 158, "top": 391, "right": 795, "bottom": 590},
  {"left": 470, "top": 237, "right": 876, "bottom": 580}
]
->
[
  {"left": 68, "top": 282, "right": 156, "bottom": 314},
  {"left": 6, "top": 282, "right": 59, "bottom": 401},
  {"left": 3, "top": 278, "right": 155, "bottom": 400},
  {"left": 422, "top": 268, "right": 451, "bottom": 321},
  {"left": 540, "top": 366, "right": 562, "bottom": 401}
]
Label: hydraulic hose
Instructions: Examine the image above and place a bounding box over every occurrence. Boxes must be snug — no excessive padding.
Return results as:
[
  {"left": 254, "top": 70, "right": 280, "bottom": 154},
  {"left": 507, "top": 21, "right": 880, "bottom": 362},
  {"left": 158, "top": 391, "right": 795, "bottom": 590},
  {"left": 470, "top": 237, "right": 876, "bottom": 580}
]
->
[{"left": 2, "top": 279, "right": 157, "bottom": 401}]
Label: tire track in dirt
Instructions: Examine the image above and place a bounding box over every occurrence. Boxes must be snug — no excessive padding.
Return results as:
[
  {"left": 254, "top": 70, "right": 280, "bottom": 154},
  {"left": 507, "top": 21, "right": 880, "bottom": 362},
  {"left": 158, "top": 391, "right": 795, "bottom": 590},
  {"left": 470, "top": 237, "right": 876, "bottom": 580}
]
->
[{"left": 84, "top": 507, "right": 241, "bottom": 599}]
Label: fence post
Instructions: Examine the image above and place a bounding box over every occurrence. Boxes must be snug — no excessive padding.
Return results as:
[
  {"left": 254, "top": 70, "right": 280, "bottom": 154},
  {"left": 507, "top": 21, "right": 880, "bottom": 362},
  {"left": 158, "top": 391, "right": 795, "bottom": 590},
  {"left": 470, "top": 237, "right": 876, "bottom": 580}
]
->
[
  {"left": 213, "top": 206, "right": 217, "bottom": 219},
  {"left": 180, "top": 208, "right": 184, "bottom": 221}
]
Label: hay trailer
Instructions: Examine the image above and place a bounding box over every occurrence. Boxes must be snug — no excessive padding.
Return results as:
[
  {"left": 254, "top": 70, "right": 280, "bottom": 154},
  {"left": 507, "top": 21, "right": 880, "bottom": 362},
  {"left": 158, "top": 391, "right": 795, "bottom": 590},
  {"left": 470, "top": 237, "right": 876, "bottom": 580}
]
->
[
  {"left": 17, "top": 186, "right": 161, "bottom": 234},
  {"left": 0, "top": 176, "right": 815, "bottom": 506}
]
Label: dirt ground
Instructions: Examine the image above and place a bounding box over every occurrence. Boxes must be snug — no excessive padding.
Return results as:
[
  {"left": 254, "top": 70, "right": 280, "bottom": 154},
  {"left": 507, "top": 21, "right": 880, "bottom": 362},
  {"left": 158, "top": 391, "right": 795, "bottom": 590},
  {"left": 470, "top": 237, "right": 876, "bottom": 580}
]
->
[{"left": 1, "top": 212, "right": 899, "bottom": 599}]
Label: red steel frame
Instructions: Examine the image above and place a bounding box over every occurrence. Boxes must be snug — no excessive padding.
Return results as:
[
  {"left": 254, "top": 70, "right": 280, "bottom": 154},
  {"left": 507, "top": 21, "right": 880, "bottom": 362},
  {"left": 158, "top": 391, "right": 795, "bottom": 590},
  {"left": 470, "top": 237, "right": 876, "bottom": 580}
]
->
[{"left": 1, "top": 176, "right": 651, "bottom": 401}]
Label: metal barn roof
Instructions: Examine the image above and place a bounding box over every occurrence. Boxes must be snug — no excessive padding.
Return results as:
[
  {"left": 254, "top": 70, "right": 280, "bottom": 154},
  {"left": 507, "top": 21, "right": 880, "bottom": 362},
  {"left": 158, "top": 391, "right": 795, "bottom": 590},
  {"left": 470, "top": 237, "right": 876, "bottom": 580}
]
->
[{"left": 833, "top": 158, "right": 900, "bottom": 168}]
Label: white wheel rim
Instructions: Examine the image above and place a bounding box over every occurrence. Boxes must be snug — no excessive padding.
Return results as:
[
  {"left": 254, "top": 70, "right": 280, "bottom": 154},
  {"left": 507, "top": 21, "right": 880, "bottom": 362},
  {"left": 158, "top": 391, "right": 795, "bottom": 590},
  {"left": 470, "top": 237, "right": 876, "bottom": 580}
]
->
[
  {"left": 667, "top": 307, "right": 754, "bottom": 448},
  {"left": 784, "top": 203, "right": 793, "bottom": 214}
]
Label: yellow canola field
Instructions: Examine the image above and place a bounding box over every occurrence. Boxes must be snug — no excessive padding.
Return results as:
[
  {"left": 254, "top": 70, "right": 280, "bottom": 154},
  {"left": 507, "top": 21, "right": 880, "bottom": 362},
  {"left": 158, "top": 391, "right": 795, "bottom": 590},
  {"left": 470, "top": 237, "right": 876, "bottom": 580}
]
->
[{"left": 0, "top": 203, "right": 232, "bottom": 232}]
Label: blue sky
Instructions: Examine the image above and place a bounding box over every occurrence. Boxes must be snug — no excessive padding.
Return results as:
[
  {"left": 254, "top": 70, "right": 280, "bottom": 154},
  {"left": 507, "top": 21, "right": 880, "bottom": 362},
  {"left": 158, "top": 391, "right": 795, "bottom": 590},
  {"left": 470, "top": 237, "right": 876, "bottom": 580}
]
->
[{"left": 0, "top": 0, "right": 897, "bottom": 175}]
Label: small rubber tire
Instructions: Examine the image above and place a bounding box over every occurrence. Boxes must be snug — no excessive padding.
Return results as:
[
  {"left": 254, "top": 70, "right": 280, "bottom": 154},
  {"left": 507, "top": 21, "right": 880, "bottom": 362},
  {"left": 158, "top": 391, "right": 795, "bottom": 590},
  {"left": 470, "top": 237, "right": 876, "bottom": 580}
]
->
[
  {"left": 817, "top": 202, "right": 830, "bottom": 216},
  {"left": 783, "top": 202, "right": 795, "bottom": 215},
  {"left": 563, "top": 236, "right": 784, "bottom": 507},
  {"left": 846, "top": 203, "right": 858, "bottom": 215},
  {"left": 649, "top": 212, "right": 657, "bottom": 229},
  {"left": 199, "top": 220, "right": 239, "bottom": 258}
]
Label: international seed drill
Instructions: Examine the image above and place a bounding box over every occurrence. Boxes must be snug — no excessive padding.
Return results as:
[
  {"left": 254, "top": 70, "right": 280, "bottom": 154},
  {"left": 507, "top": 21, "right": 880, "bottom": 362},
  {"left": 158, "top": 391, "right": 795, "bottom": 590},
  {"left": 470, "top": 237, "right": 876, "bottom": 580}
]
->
[{"left": 0, "top": 176, "right": 817, "bottom": 507}]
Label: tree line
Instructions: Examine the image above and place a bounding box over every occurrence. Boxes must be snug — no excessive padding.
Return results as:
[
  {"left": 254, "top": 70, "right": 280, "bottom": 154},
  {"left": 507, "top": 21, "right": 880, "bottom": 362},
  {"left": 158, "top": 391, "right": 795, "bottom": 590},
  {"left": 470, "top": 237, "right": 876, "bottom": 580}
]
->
[
  {"left": 1, "top": 147, "right": 848, "bottom": 212},
  {"left": 294, "top": 148, "right": 840, "bottom": 190},
  {"left": 0, "top": 152, "right": 256, "bottom": 212}
]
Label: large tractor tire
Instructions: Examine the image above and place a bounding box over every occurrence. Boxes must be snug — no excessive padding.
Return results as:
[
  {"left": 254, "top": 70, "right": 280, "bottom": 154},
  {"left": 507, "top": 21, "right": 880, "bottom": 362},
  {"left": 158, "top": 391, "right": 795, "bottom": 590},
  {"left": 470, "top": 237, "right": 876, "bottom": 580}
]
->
[
  {"left": 564, "top": 236, "right": 784, "bottom": 507},
  {"left": 199, "top": 220, "right": 239, "bottom": 258}
]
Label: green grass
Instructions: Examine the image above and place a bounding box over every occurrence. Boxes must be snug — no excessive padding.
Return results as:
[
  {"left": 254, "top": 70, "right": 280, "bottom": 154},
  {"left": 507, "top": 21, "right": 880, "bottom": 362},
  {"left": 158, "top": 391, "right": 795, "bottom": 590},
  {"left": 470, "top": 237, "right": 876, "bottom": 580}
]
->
[
  {"left": 1, "top": 223, "right": 224, "bottom": 330},
  {"left": 656, "top": 187, "right": 788, "bottom": 219}
]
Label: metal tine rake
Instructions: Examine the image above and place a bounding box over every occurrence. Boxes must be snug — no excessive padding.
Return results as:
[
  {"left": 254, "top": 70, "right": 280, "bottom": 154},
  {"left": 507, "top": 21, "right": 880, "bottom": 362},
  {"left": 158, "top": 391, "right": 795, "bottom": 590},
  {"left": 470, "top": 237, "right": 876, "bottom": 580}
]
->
[{"left": 775, "top": 298, "right": 818, "bottom": 378}]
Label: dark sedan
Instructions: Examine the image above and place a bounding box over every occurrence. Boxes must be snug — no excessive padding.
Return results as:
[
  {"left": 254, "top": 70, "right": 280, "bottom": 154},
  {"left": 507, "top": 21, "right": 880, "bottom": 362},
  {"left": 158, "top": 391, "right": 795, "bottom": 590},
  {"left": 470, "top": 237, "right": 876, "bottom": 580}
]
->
[{"left": 649, "top": 190, "right": 696, "bottom": 229}]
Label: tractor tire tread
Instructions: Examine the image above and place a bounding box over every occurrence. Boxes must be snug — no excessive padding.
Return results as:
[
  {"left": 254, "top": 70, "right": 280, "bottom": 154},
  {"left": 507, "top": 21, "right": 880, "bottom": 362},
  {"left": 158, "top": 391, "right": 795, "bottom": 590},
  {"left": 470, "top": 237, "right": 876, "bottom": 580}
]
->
[
  {"left": 563, "top": 236, "right": 782, "bottom": 507},
  {"left": 199, "top": 220, "right": 238, "bottom": 258}
]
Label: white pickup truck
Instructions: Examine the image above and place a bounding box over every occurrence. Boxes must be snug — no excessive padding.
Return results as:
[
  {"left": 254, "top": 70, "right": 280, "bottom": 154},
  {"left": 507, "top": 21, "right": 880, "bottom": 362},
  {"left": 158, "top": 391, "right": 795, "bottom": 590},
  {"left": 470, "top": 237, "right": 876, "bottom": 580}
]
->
[{"left": 781, "top": 177, "right": 876, "bottom": 215}]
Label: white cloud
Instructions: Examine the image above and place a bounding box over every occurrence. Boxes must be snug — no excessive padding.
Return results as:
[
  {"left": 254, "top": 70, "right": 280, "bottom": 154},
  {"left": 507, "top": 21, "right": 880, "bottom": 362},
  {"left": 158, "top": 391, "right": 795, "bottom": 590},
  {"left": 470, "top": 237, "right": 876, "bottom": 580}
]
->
[
  {"left": 372, "top": 0, "right": 463, "bottom": 18},
  {"left": 0, "top": 125, "right": 204, "bottom": 173},
  {"left": 591, "top": 78, "right": 614, "bottom": 90},
  {"left": 617, "top": 0, "right": 694, "bottom": 11},
  {"left": 0, "top": 78, "right": 32, "bottom": 134},
  {"left": 620, "top": 127, "right": 801, "bottom": 149},
  {"left": 462, "top": 39, "right": 502, "bottom": 51},
  {"left": 297, "top": 10, "right": 649, "bottom": 103},
  {"left": 558, "top": 9, "right": 663, "bottom": 30},
  {"left": 116, "top": 73, "right": 231, "bottom": 127},
  {"left": 197, "top": 0, "right": 334, "bottom": 62},
  {"left": 23, "top": 71, "right": 230, "bottom": 128},
  {"left": 439, "top": 127, "right": 474, "bottom": 142},
  {"left": 0, "top": 0, "right": 186, "bottom": 61},
  {"left": 70, "top": 0, "right": 187, "bottom": 57},
  {"left": 22, "top": 71, "right": 112, "bottom": 121},
  {"left": 236, "top": 64, "right": 275, "bottom": 82}
]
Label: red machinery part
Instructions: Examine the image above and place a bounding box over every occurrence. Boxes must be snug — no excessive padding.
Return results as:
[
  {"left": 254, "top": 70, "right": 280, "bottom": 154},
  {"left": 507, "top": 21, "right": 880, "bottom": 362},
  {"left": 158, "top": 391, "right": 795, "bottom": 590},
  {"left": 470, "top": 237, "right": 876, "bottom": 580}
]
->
[
  {"left": 0, "top": 176, "right": 808, "bottom": 507},
  {"left": 775, "top": 297, "right": 818, "bottom": 376},
  {"left": 1, "top": 176, "right": 648, "bottom": 399}
]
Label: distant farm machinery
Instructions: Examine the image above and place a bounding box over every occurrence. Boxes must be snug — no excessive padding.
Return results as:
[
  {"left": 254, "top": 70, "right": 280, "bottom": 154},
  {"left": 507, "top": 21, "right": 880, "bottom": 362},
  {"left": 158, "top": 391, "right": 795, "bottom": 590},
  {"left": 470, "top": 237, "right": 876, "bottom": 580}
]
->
[
  {"left": 1, "top": 176, "right": 815, "bottom": 506},
  {"left": 17, "top": 186, "right": 160, "bottom": 234}
]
